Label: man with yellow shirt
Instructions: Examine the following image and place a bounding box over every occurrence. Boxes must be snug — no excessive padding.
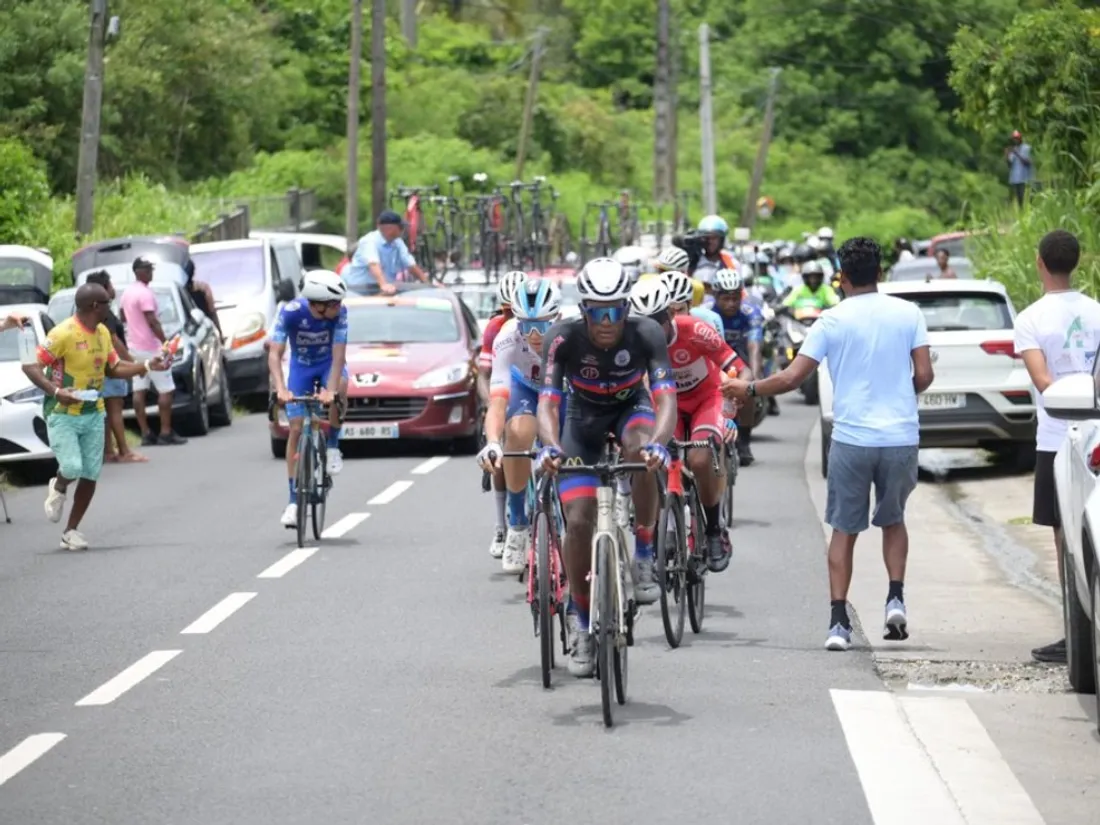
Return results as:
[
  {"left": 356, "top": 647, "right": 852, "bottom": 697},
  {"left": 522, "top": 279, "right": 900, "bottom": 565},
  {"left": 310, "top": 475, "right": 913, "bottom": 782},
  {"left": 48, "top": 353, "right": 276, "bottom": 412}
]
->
[{"left": 22, "top": 283, "right": 165, "bottom": 550}]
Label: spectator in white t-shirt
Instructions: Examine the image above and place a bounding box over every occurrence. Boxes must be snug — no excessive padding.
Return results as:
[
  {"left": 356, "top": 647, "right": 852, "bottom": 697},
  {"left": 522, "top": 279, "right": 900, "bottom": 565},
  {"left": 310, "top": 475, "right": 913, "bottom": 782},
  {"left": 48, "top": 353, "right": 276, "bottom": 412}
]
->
[{"left": 1013, "top": 229, "right": 1100, "bottom": 665}]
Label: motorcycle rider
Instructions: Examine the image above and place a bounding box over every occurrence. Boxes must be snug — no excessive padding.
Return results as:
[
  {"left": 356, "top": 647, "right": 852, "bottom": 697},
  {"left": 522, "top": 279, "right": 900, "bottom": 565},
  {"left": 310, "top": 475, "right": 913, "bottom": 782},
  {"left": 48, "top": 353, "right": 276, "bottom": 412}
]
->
[
  {"left": 690, "top": 215, "right": 737, "bottom": 286},
  {"left": 781, "top": 260, "right": 839, "bottom": 313},
  {"left": 712, "top": 267, "right": 763, "bottom": 466}
]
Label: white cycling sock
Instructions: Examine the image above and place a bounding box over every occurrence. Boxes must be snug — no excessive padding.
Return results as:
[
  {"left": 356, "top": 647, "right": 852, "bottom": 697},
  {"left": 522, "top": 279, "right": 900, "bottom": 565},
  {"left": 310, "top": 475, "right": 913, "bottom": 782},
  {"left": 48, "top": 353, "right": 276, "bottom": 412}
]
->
[{"left": 494, "top": 491, "right": 507, "bottom": 530}]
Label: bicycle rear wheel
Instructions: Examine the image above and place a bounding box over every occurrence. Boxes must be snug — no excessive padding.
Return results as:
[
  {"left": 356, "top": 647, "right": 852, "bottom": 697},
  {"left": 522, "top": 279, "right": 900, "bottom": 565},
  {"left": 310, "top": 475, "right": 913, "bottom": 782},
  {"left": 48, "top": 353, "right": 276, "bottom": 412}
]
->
[
  {"left": 657, "top": 493, "right": 687, "bottom": 648},
  {"left": 686, "top": 489, "right": 707, "bottom": 633},
  {"left": 295, "top": 434, "right": 312, "bottom": 548},
  {"left": 613, "top": 542, "right": 629, "bottom": 706},
  {"left": 311, "top": 435, "right": 328, "bottom": 541},
  {"left": 535, "top": 509, "right": 554, "bottom": 688},
  {"left": 596, "top": 536, "right": 615, "bottom": 728}
]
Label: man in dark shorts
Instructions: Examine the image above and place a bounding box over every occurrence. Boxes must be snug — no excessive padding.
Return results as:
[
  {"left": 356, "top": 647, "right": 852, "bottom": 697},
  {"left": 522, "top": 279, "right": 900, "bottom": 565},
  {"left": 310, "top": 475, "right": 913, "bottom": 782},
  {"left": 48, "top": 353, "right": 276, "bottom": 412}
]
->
[{"left": 536, "top": 257, "right": 677, "bottom": 678}]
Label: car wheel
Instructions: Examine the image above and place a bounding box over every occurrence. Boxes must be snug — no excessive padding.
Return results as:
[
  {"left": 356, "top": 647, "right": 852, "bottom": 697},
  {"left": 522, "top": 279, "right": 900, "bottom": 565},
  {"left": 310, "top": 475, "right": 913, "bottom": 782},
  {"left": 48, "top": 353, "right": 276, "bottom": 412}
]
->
[
  {"left": 1062, "top": 536, "right": 1096, "bottom": 693},
  {"left": 271, "top": 436, "right": 287, "bottom": 459},
  {"left": 820, "top": 419, "right": 832, "bottom": 479},
  {"left": 209, "top": 361, "right": 233, "bottom": 428},
  {"left": 179, "top": 370, "right": 210, "bottom": 437}
]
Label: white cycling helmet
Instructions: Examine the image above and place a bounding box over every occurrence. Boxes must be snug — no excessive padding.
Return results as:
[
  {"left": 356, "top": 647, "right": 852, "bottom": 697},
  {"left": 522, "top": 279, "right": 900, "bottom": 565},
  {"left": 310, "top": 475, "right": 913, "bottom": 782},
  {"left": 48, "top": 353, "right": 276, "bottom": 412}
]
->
[
  {"left": 498, "top": 270, "right": 528, "bottom": 305},
  {"left": 512, "top": 277, "right": 562, "bottom": 320},
  {"left": 656, "top": 246, "right": 691, "bottom": 273},
  {"left": 629, "top": 277, "right": 672, "bottom": 317},
  {"left": 663, "top": 270, "right": 694, "bottom": 305},
  {"left": 817, "top": 226, "right": 835, "bottom": 240},
  {"left": 712, "top": 268, "right": 744, "bottom": 293},
  {"left": 300, "top": 269, "right": 348, "bottom": 302},
  {"left": 577, "top": 257, "right": 632, "bottom": 302},
  {"left": 612, "top": 245, "right": 649, "bottom": 267}
]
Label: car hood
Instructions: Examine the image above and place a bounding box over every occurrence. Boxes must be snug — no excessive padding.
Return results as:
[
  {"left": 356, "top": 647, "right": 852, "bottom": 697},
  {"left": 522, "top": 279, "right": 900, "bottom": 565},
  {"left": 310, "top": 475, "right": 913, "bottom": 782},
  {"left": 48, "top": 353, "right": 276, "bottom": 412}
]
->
[
  {"left": 0, "top": 360, "right": 32, "bottom": 396},
  {"left": 344, "top": 342, "right": 468, "bottom": 379}
]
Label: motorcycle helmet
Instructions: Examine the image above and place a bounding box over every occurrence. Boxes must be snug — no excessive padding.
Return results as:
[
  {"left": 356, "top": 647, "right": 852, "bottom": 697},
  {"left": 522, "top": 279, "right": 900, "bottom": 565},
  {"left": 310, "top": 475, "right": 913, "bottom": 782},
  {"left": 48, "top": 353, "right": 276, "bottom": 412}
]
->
[{"left": 697, "top": 215, "right": 729, "bottom": 236}]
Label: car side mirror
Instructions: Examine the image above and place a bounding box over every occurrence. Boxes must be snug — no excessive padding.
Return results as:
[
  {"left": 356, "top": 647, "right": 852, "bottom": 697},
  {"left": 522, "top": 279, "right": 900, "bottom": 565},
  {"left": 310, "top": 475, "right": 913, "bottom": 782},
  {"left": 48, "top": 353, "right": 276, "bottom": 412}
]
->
[
  {"left": 276, "top": 279, "right": 296, "bottom": 302},
  {"left": 1042, "top": 374, "right": 1099, "bottom": 421}
]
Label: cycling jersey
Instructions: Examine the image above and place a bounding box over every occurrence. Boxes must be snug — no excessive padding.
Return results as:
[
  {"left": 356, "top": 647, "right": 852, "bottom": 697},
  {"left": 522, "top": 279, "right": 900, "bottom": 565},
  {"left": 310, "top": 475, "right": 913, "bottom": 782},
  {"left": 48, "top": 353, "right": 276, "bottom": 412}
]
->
[
  {"left": 783, "top": 284, "right": 839, "bottom": 311},
  {"left": 690, "top": 306, "right": 723, "bottom": 336},
  {"left": 488, "top": 319, "right": 542, "bottom": 396},
  {"left": 668, "top": 315, "right": 743, "bottom": 398},
  {"left": 716, "top": 301, "right": 764, "bottom": 360},
  {"left": 270, "top": 299, "right": 349, "bottom": 368},
  {"left": 478, "top": 312, "right": 509, "bottom": 371}
]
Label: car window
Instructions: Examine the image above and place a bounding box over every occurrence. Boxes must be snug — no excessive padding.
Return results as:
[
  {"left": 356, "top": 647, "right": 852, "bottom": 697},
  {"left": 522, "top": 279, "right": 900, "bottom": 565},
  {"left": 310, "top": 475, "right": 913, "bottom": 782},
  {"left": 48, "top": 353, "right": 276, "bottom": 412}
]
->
[
  {"left": 455, "top": 288, "right": 498, "bottom": 321},
  {"left": 189, "top": 245, "right": 267, "bottom": 305},
  {"left": 346, "top": 299, "right": 460, "bottom": 344},
  {"left": 459, "top": 301, "right": 479, "bottom": 342},
  {"left": 302, "top": 244, "right": 345, "bottom": 271},
  {"left": 0, "top": 260, "right": 37, "bottom": 286},
  {"left": 274, "top": 244, "right": 303, "bottom": 285},
  {"left": 48, "top": 286, "right": 181, "bottom": 329},
  {"left": 898, "top": 292, "right": 1012, "bottom": 331}
]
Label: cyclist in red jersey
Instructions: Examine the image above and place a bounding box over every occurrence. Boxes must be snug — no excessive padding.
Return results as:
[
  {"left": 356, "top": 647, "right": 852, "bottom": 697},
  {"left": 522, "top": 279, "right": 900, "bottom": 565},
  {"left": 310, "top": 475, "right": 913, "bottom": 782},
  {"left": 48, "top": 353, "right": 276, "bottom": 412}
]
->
[
  {"left": 630, "top": 277, "right": 746, "bottom": 572},
  {"left": 477, "top": 270, "right": 528, "bottom": 559}
]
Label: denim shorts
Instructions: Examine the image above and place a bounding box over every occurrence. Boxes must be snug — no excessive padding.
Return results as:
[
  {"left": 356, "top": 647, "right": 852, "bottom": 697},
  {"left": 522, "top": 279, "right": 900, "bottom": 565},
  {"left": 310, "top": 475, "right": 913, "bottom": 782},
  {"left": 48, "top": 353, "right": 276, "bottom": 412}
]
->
[
  {"left": 825, "top": 440, "right": 918, "bottom": 535},
  {"left": 101, "top": 377, "right": 129, "bottom": 399}
]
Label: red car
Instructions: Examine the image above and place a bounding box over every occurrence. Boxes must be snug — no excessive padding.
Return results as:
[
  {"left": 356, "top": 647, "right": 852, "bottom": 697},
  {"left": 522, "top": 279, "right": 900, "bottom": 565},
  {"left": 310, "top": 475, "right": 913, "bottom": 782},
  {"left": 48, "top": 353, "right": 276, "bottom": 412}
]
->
[{"left": 268, "top": 285, "right": 482, "bottom": 457}]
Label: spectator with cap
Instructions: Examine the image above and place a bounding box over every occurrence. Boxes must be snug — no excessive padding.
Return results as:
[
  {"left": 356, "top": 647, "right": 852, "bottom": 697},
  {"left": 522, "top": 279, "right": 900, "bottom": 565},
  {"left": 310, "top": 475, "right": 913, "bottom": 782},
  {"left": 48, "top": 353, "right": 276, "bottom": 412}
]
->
[
  {"left": 342, "top": 211, "right": 430, "bottom": 295},
  {"left": 119, "top": 257, "right": 187, "bottom": 447},
  {"left": 1005, "top": 130, "right": 1033, "bottom": 207}
]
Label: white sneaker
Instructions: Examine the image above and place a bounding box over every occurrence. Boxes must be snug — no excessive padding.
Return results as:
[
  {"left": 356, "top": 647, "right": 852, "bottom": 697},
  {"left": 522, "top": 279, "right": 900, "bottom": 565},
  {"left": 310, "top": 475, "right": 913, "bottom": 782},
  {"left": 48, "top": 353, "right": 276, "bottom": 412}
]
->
[
  {"left": 488, "top": 528, "right": 505, "bottom": 559},
  {"left": 60, "top": 529, "right": 88, "bottom": 551},
  {"left": 502, "top": 526, "right": 529, "bottom": 574},
  {"left": 280, "top": 502, "right": 298, "bottom": 527},
  {"left": 326, "top": 448, "right": 343, "bottom": 476},
  {"left": 44, "top": 478, "right": 66, "bottom": 523}
]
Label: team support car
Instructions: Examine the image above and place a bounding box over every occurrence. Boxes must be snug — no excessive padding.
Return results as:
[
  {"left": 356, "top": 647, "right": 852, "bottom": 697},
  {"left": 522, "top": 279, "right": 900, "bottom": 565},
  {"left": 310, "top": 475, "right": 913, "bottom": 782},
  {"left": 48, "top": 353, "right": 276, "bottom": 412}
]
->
[
  {"left": 0, "top": 246, "right": 53, "bottom": 307},
  {"left": 49, "top": 282, "right": 232, "bottom": 436},
  {"left": 1043, "top": 362, "right": 1100, "bottom": 728},
  {"left": 269, "top": 285, "right": 482, "bottom": 457},
  {"left": 818, "top": 279, "right": 1036, "bottom": 476},
  {"left": 0, "top": 303, "right": 55, "bottom": 470}
]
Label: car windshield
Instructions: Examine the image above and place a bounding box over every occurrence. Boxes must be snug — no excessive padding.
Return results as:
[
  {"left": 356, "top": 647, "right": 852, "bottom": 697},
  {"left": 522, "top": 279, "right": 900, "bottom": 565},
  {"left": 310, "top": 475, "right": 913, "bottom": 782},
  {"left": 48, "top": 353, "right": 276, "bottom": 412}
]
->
[
  {"left": 189, "top": 246, "right": 266, "bottom": 305},
  {"left": 347, "top": 299, "right": 459, "bottom": 343},
  {"left": 0, "top": 260, "right": 38, "bottom": 286},
  {"left": 49, "top": 286, "right": 181, "bottom": 329},
  {"left": 900, "top": 292, "right": 1012, "bottom": 331}
]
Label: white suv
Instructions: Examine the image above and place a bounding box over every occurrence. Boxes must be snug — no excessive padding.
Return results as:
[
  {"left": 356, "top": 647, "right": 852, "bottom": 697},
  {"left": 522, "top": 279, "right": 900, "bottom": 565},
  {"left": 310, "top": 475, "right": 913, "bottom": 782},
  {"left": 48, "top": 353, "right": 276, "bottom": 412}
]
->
[{"left": 818, "top": 280, "right": 1036, "bottom": 476}]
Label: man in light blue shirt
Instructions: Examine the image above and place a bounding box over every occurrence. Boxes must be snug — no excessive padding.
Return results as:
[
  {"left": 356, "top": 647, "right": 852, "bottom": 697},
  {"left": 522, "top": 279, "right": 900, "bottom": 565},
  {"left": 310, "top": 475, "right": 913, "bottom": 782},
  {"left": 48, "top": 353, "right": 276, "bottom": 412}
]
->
[
  {"left": 722, "top": 237, "right": 934, "bottom": 653},
  {"left": 1005, "top": 130, "right": 1032, "bottom": 208},
  {"left": 343, "top": 210, "right": 429, "bottom": 295}
]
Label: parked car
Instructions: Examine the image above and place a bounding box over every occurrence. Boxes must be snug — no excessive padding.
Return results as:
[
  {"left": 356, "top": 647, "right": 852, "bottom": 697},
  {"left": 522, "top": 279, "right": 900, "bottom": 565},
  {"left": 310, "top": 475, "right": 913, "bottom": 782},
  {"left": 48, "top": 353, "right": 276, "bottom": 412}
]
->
[
  {"left": 887, "top": 256, "right": 974, "bottom": 282},
  {"left": 49, "top": 282, "right": 232, "bottom": 436},
  {"left": 71, "top": 235, "right": 190, "bottom": 285},
  {"left": 0, "top": 245, "right": 53, "bottom": 307},
  {"left": 1043, "top": 365, "right": 1100, "bottom": 726},
  {"left": 269, "top": 285, "right": 481, "bottom": 457},
  {"left": 0, "top": 303, "right": 55, "bottom": 469},
  {"left": 189, "top": 238, "right": 303, "bottom": 398},
  {"left": 818, "top": 279, "right": 1036, "bottom": 476},
  {"left": 249, "top": 231, "right": 347, "bottom": 272}
]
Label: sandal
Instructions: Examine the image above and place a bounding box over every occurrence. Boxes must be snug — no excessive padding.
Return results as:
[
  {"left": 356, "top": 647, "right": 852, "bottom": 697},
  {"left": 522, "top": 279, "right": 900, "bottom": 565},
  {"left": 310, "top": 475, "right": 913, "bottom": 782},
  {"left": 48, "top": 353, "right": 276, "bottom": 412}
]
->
[
  {"left": 119, "top": 452, "right": 149, "bottom": 463},
  {"left": 104, "top": 453, "right": 120, "bottom": 463}
]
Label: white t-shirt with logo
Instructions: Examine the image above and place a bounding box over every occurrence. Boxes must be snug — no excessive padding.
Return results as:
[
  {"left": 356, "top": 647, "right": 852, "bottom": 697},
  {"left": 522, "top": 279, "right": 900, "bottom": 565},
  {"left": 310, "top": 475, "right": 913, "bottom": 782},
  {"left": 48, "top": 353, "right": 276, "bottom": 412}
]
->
[{"left": 1014, "top": 291, "right": 1100, "bottom": 452}]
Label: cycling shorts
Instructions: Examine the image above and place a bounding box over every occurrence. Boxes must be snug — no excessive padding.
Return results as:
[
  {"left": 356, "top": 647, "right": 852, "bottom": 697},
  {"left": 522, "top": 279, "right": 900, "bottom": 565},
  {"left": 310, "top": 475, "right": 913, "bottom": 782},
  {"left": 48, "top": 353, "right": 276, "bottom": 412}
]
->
[
  {"left": 673, "top": 389, "right": 723, "bottom": 442},
  {"left": 558, "top": 393, "right": 655, "bottom": 504},
  {"left": 505, "top": 379, "right": 567, "bottom": 431},
  {"left": 286, "top": 361, "right": 349, "bottom": 420}
]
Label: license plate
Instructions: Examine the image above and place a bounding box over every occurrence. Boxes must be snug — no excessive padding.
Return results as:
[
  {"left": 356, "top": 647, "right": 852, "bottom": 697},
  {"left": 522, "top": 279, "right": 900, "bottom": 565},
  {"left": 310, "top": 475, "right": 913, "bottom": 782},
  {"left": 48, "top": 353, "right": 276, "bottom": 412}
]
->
[
  {"left": 341, "top": 423, "right": 399, "bottom": 439},
  {"left": 918, "top": 393, "right": 965, "bottom": 410}
]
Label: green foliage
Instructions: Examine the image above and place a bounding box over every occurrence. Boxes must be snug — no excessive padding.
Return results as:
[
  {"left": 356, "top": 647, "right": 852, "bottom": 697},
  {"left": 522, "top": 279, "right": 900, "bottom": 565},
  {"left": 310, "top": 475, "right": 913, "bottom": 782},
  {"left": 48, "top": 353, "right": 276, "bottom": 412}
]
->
[{"left": 0, "top": 138, "right": 51, "bottom": 245}]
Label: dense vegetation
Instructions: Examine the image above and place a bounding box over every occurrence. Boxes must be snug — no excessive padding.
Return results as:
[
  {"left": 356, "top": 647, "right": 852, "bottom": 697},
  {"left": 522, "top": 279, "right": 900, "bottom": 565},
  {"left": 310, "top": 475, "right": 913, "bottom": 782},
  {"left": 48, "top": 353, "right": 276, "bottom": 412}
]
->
[{"left": 1, "top": 0, "right": 1097, "bottom": 303}]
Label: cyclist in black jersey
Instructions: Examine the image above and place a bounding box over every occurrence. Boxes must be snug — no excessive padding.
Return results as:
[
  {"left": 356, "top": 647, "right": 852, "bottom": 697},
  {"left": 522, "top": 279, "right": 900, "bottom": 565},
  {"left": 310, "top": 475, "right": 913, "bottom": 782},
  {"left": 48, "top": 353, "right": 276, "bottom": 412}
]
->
[{"left": 536, "top": 258, "right": 677, "bottom": 678}]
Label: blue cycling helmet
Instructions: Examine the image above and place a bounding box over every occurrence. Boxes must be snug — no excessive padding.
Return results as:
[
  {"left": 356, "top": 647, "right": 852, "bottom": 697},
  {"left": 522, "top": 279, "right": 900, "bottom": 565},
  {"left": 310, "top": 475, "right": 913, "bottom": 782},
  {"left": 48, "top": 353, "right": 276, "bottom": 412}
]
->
[
  {"left": 511, "top": 277, "right": 562, "bottom": 320},
  {"left": 697, "top": 214, "right": 729, "bottom": 235}
]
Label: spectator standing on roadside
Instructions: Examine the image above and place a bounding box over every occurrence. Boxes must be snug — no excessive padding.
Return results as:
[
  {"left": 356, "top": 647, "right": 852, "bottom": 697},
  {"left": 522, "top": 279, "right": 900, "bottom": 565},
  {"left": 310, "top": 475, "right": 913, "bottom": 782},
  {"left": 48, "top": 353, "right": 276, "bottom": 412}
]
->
[
  {"left": 85, "top": 271, "right": 146, "bottom": 464},
  {"left": 1005, "top": 130, "right": 1033, "bottom": 207},
  {"left": 1013, "top": 229, "right": 1100, "bottom": 665},
  {"left": 119, "top": 258, "right": 187, "bottom": 447},
  {"left": 21, "top": 283, "right": 165, "bottom": 550},
  {"left": 342, "top": 211, "right": 430, "bottom": 296},
  {"left": 724, "top": 237, "right": 934, "bottom": 651},
  {"left": 183, "top": 260, "right": 222, "bottom": 337}
]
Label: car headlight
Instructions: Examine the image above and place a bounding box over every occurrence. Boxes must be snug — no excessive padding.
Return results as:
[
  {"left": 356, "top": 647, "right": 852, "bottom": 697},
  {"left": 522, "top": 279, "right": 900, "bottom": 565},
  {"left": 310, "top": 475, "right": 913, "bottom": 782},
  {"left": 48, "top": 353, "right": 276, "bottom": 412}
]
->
[
  {"left": 5, "top": 386, "right": 46, "bottom": 404},
  {"left": 230, "top": 313, "right": 268, "bottom": 349},
  {"left": 413, "top": 362, "right": 471, "bottom": 389}
]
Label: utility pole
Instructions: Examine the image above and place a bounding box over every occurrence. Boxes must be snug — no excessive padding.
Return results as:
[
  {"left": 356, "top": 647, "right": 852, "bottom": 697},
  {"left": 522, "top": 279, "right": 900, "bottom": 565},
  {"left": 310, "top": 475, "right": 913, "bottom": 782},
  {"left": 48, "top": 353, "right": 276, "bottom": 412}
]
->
[
  {"left": 400, "top": 0, "right": 417, "bottom": 47},
  {"left": 741, "top": 67, "right": 781, "bottom": 231},
  {"left": 514, "top": 28, "right": 548, "bottom": 181},
  {"left": 669, "top": 31, "right": 680, "bottom": 233},
  {"left": 75, "top": 0, "right": 110, "bottom": 237},
  {"left": 653, "top": 0, "right": 672, "bottom": 212},
  {"left": 345, "top": 0, "right": 363, "bottom": 248},
  {"left": 698, "top": 24, "right": 717, "bottom": 216},
  {"left": 370, "top": 0, "right": 387, "bottom": 220}
]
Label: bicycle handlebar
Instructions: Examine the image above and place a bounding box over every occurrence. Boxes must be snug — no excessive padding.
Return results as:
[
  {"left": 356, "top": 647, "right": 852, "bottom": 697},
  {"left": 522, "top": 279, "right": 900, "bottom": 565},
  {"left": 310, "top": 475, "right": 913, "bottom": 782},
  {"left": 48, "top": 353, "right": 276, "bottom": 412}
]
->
[{"left": 286, "top": 395, "right": 329, "bottom": 405}]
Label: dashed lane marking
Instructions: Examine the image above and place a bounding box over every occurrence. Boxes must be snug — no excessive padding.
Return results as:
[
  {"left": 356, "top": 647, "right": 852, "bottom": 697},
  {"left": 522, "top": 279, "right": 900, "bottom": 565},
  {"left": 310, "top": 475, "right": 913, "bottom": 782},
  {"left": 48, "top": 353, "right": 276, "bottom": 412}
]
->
[
  {"left": 0, "top": 734, "right": 66, "bottom": 787},
  {"left": 321, "top": 512, "right": 370, "bottom": 539},
  {"left": 368, "top": 480, "right": 413, "bottom": 505},
  {"left": 75, "top": 650, "right": 182, "bottom": 707},
  {"left": 180, "top": 592, "right": 257, "bottom": 635},
  {"left": 411, "top": 456, "right": 450, "bottom": 475},
  {"left": 257, "top": 548, "right": 318, "bottom": 579}
]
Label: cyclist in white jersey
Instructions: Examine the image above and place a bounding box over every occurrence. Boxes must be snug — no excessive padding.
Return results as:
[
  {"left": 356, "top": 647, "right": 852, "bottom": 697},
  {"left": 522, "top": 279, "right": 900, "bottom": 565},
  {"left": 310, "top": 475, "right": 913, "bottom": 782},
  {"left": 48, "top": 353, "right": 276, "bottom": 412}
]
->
[{"left": 477, "top": 278, "right": 565, "bottom": 573}]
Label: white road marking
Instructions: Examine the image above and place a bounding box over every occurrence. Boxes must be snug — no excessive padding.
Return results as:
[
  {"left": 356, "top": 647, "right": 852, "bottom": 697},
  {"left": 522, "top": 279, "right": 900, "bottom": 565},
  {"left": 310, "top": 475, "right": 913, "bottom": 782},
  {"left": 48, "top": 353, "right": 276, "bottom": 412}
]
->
[
  {"left": 411, "top": 456, "right": 450, "bottom": 475},
  {"left": 321, "top": 512, "right": 370, "bottom": 539},
  {"left": 0, "top": 733, "right": 66, "bottom": 787},
  {"left": 257, "top": 547, "right": 318, "bottom": 579},
  {"left": 75, "top": 650, "right": 182, "bottom": 707},
  {"left": 368, "top": 480, "right": 413, "bottom": 505},
  {"left": 899, "top": 695, "right": 1046, "bottom": 825},
  {"left": 180, "top": 592, "right": 256, "bottom": 635}
]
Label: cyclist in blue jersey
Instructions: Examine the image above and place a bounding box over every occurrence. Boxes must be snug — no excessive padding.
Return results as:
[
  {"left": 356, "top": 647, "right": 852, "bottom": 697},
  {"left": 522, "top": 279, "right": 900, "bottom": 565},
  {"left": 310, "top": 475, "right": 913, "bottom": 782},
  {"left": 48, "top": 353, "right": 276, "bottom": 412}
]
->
[
  {"left": 712, "top": 267, "right": 763, "bottom": 466},
  {"left": 268, "top": 270, "right": 350, "bottom": 528}
]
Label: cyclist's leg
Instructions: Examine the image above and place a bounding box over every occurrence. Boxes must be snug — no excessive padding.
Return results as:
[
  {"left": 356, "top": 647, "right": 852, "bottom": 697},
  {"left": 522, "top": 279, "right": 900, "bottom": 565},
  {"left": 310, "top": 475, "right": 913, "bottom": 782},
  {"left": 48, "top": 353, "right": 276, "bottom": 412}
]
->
[
  {"left": 615, "top": 395, "right": 660, "bottom": 605},
  {"left": 324, "top": 364, "right": 349, "bottom": 475},
  {"left": 684, "top": 390, "right": 728, "bottom": 570},
  {"left": 500, "top": 381, "right": 539, "bottom": 573},
  {"left": 281, "top": 366, "right": 323, "bottom": 525}
]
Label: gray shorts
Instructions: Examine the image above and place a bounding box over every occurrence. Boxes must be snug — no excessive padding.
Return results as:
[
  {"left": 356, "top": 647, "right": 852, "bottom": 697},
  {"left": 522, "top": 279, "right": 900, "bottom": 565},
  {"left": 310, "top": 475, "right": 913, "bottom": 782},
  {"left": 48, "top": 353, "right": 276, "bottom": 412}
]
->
[{"left": 825, "top": 440, "right": 918, "bottom": 535}]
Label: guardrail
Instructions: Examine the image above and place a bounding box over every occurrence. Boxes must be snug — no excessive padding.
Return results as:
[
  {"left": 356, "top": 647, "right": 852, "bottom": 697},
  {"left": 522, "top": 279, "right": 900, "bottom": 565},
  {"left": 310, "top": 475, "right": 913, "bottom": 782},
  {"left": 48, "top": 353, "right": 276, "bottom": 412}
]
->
[{"left": 191, "top": 187, "right": 317, "bottom": 244}]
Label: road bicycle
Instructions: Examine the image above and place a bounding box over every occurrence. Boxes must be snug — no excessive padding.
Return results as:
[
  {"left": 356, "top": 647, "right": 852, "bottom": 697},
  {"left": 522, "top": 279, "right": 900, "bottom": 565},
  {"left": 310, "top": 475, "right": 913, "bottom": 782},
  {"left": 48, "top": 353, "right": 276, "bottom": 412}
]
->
[
  {"left": 580, "top": 201, "right": 614, "bottom": 263},
  {"left": 721, "top": 432, "right": 739, "bottom": 531},
  {"left": 556, "top": 445, "right": 652, "bottom": 728},
  {"left": 656, "top": 437, "right": 721, "bottom": 646},
  {"left": 393, "top": 184, "right": 440, "bottom": 274},
  {"left": 503, "top": 450, "right": 569, "bottom": 688},
  {"left": 286, "top": 395, "right": 334, "bottom": 548}
]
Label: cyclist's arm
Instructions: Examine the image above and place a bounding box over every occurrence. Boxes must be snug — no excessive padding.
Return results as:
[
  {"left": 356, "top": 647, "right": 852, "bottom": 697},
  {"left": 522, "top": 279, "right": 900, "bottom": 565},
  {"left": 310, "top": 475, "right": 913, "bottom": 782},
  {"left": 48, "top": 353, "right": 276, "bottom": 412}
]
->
[
  {"left": 476, "top": 319, "right": 498, "bottom": 404},
  {"left": 484, "top": 329, "right": 515, "bottom": 444},
  {"left": 267, "top": 309, "right": 291, "bottom": 395},
  {"left": 537, "top": 326, "right": 569, "bottom": 451},
  {"left": 326, "top": 308, "right": 349, "bottom": 394},
  {"left": 640, "top": 321, "right": 677, "bottom": 445}
]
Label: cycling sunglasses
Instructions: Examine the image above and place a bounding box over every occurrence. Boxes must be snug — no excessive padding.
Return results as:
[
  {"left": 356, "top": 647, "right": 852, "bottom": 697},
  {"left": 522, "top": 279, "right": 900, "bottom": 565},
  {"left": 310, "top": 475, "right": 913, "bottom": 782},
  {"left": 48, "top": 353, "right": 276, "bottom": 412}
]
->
[
  {"left": 518, "top": 318, "right": 553, "bottom": 336},
  {"left": 309, "top": 299, "right": 342, "bottom": 310},
  {"left": 582, "top": 302, "right": 627, "bottom": 324}
]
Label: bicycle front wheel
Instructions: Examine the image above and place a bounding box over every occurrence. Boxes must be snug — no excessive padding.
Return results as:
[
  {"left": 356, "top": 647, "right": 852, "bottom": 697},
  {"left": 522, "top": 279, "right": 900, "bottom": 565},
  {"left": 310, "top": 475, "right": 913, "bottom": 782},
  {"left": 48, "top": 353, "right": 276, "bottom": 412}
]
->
[
  {"left": 295, "top": 435, "right": 312, "bottom": 548},
  {"left": 687, "top": 491, "right": 707, "bottom": 633},
  {"left": 596, "top": 536, "right": 615, "bottom": 728},
  {"left": 535, "top": 509, "right": 554, "bottom": 688},
  {"left": 657, "top": 493, "right": 687, "bottom": 649},
  {"left": 311, "top": 436, "right": 328, "bottom": 541}
]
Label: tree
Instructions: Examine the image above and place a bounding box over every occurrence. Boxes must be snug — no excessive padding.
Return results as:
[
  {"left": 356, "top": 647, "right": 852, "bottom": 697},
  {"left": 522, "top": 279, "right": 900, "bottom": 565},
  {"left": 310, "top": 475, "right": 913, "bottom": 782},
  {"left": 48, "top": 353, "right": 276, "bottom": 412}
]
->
[{"left": 0, "top": 138, "right": 52, "bottom": 244}]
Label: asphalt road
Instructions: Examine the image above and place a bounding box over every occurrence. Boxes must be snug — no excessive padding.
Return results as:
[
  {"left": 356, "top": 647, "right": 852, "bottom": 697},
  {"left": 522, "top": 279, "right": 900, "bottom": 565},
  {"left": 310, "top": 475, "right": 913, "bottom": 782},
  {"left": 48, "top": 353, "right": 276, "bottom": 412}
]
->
[{"left": 0, "top": 400, "right": 978, "bottom": 823}]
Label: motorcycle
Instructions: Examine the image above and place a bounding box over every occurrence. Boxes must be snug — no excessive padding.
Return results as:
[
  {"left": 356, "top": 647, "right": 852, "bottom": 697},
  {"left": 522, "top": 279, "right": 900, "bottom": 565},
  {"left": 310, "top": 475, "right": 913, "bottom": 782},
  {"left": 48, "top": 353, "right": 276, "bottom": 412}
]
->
[{"left": 779, "top": 306, "right": 823, "bottom": 405}]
